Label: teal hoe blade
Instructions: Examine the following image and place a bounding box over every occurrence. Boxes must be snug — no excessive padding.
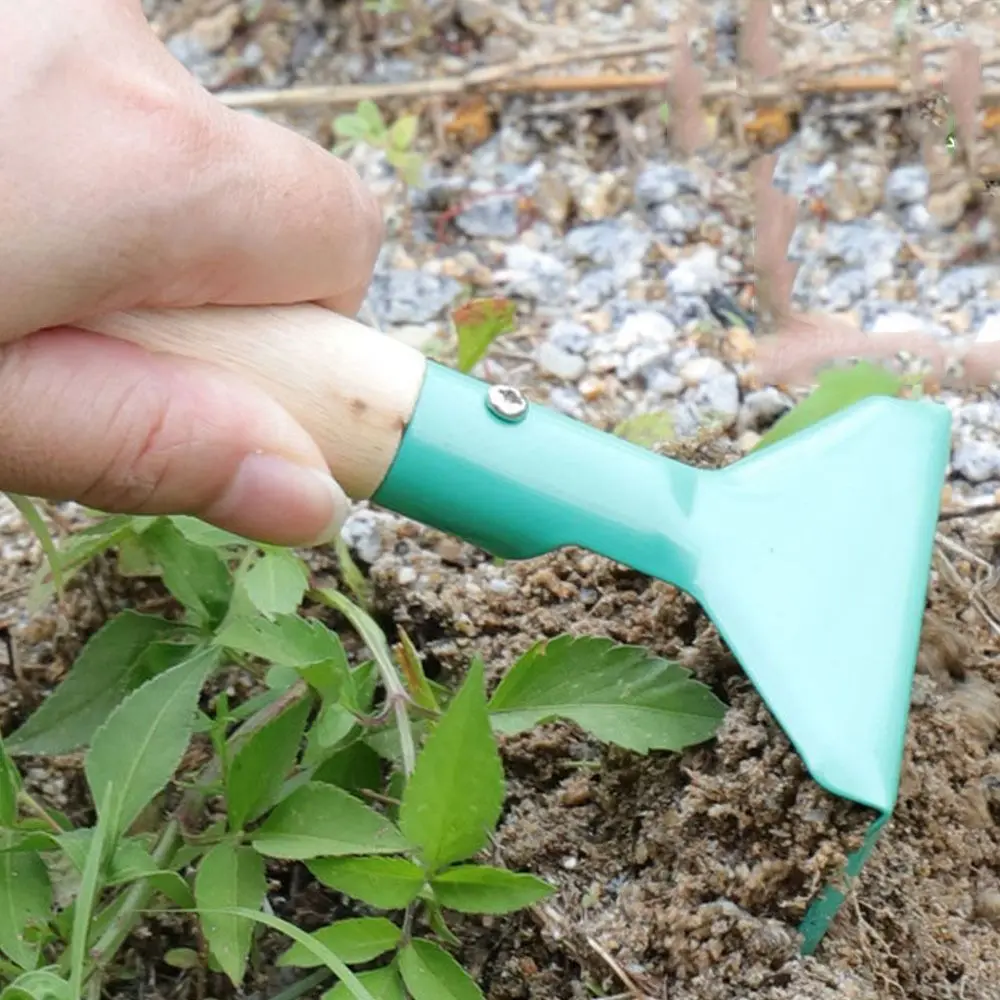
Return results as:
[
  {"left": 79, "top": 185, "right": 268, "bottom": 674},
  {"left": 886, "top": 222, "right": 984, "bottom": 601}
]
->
[{"left": 374, "top": 362, "right": 953, "bottom": 816}]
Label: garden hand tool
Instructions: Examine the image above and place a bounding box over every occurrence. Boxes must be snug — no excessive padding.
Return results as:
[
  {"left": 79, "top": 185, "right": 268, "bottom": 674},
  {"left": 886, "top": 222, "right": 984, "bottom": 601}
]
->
[{"left": 84, "top": 303, "right": 951, "bottom": 820}]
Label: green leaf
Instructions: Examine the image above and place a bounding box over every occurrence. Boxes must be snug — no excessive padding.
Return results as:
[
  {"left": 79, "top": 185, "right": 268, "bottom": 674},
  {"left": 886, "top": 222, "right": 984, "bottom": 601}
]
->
[
  {"left": 241, "top": 550, "right": 310, "bottom": 617},
  {"left": 277, "top": 917, "right": 400, "bottom": 968},
  {"left": 168, "top": 517, "right": 251, "bottom": 550},
  {"left": 388, "top": 150, "right": 424, "bottom": 187},
  {"left": 6, "top": 497, "right": 62, "bottom": 595},
  {"left": 452, "top": 298, "right": 517, "bottom": 373},
  {"left": 0, "top": 737, "right": 20, "bottom": 826},
  {"left": 0, "top": 969, "right": 70, "bottom": 1000},
  {"left": 332, "top": 114, "right": 371, "bottom": 142},
  {"left": 356, "top": 99, "right": 385, "bottom": 134},
  {"left": 84, "top": 647, "right": 219, "bottom": 837},
  {"left": 487, "top": 635, "right": 726, "bottom": 753},
  {"left": 194, "top": 843, "right": 267, "bottom": 986},
  {"left": 613, "top": 410, "right": 675, "bottom": 449},
  {"left": 226, "top": 695, "right": 311, "bottom": 831},
  {"left": 430, "top": 865, "right": 553, "bottom": 914},
  {"left": 163, "top": 948, "right": 200, "bottom": 970},
  {"left": 324, "top": 965, "right": 405, "bottom": 1000},
  {"left": 68, "top": 787, "right": 113, "bottom": 1000},
  {"left": 389, "top": 115, "right": 418, "bottom": 151},
  {"left": 399, "top": 659, "right": 503, "bottom": 872},
  {"left": 307, "top": 856, "right": 425, "bottom": 909},
  {"left": 395, "top": 629, "right": 437, "bottom": 713},
  {"left": 312, "top": 742, "right": 382, "bottom": 797},
  {"left": 139, "top": 519, "right": 233, "bottom": 627},
  {"left": 216, "top": 614, "right": 345, "bottom": 668},
  {"left": 303, "top": 703, "right": 358, "bottom": 767},
  {"left": 0, "top": 839, "right": 51, "bottom": 970},
  {"left": 252, "top": 782, "right": 410, "bottom": 861},
  {"left": 335, "top": 536, "right": 372, "bottom": 609},
  {"left": 5, "top": 612, "right": 178, "bottom": 755},
  {"left": 398, "top": 939, "right": 484, "bottom": 1000},
  {"left": 753, "top": 361, "right": 902, "bottom": 453}
]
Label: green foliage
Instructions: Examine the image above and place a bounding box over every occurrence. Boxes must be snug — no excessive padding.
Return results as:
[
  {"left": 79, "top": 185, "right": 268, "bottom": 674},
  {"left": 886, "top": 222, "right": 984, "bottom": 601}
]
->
[
  {"left": 753, "top": 361, "right": 903, "bottom": 453},
  {"left": 488, "top": 635, "right": 726, "bottom": 752},
  {"left": 1, "top": 505, "right": 727, "bottom": 998},
  {"left": 451, "top": 298, "right": 518, "bottom": 373},
  {"left": 333, "top": 100, "right": 424, "bottom": 187},
  {"left": 400, "top": 660, "right": 504, "bottom": 873}
]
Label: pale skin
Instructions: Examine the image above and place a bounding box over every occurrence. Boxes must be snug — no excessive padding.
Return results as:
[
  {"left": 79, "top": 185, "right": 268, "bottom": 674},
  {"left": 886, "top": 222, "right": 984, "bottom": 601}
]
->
[{"left": 0, "top": 2, "right": 384, "bottom": 546}]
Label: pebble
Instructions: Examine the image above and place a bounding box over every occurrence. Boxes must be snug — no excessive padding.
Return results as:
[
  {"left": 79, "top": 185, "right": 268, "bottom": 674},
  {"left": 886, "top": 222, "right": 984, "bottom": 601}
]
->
[
  {"left": 548, "top": 320, "right": 592, "bottom": 355},
  {"left": 666, "top": 246, "right": 723, "bottom": 296},
  {"left": 952, "top": 439, "right": 1000, "bottom": 483},
  {"left": 537, "top": 341, "right": 586, "bottom": 381},
  {"left": 634, "top": 163, "right": 703, "bottom": 207},
  {"left": 367, "top": 269, "right": 463, "bottom": 325},
  {"left": 340, "top": 510, "right": 388, "bottom": 564},
  {"left": 679, "top": 356, "right": 727, "bottom": 385},
  {"left": 691, "top": 373, "right": 741, "bottom": 420},
  {"left": 740, "top": 388, "right": 792, "bottom": 430},
  {"left": 885, "top": 164, "right": 930, "bottom": 207},
  {"left": 455, "top": 194, "right": 520, "bottom": 239},
  {"left": 498, "top": 245, "right": 567, "bottom": 302}
]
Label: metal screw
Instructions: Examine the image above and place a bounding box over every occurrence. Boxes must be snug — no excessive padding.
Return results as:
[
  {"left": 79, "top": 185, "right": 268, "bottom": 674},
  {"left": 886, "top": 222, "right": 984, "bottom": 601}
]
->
[{"left": 486, "top": 384, "right": 528, "bottom": 422}]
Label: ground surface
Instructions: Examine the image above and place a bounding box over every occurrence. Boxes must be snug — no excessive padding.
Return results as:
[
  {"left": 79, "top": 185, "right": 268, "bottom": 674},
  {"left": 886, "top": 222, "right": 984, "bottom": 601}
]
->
[{"left": 4, "top": 1, "right": 1000, "bottom": 998}]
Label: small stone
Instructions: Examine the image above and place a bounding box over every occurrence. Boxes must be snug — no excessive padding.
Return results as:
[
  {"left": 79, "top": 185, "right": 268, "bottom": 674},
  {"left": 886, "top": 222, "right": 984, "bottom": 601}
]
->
[
  {"left": 613, "top": 311, "right": 678, "bottom": 351},
  {"left": 455, "top": 194, "right": 520, "bottom": 239},
  {"left": 647, "top": 369, "right": 685, "bottom": 396},
  {"left": 973, "top": 889, "right": 1000, "bottom": 928},
  {"left": 692, "top": 373, "right": 740, "bottom": 420},
  {"left": 537, "top": 342, "right": 586, "bottom": 381},
  {"left": 885, "top": 164, "right": 930, "bottom": 207},
  {"left": 535, "top": 173, "right": 573, "bottom": 227},
  {"left": 397, "top": 566, "right": 417, "bottom": 586},
  {"left": 367, "top": 269, "right": 463, "bottom": 325},
  {"left": 737, "top": 430, "right": 761, "bottom": 452},
  {"left": 487, "top": 577, "right": 516, "bottom": 596},
  {"left": 548, "top": 320, "right": 591, "bottom": 355},
  {"left": 498, "top": 245, "right": 567, "bottom": 302},
  {"left": 548, "top": 386, "right": 584, "bottom": 416},
  {"left": 953, "top": 439, "right": 1000, "bottom": 483},
  {"left": 740, "top": 387, "right": 792, "bottom": 430},
  {"left": 679, "top": 356, "right": 726, "bottom": 384},
  {"left": 666, "top": 246, "right": 722, "bottom": 296},
  {"left": 634, "top": 164, "right": 703, "bottom": 207},
  {"left": 576, "top": 171, "right": 630, "bottom": 221},
  {"left": 456, "top": 0, "right": 492, "bottom": 33},
  {"left": 579, "top": 375, "right": 605, "bottom": 401},
  {"left": 341, "top": 510, "right": 385, "bottom": 564}
]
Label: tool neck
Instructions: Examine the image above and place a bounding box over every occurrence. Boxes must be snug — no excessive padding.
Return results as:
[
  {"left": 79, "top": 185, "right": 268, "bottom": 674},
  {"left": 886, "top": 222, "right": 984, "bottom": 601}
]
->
[{"left": 372, "top": 362, "right": 702, "bottom": 591}]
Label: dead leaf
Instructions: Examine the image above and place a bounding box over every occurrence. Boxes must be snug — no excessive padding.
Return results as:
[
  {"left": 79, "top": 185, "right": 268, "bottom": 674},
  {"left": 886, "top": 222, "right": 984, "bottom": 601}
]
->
[{"left": 445, "top": 96, "right": 494, "bottom": 148}]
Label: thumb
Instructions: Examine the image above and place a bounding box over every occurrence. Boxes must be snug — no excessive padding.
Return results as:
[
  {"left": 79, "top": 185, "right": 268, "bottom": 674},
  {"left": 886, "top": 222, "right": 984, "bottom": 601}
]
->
[{"left": 0, "top": 330, "right": 349, "bottom": 547}]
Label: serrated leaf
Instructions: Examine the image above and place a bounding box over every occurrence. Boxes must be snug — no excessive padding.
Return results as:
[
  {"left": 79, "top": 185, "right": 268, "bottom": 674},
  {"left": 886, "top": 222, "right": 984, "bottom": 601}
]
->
[
  {"left": 168, "top": 517, "right": 251, "bottom": 550},
  {"left": 241, "top": 551, "right": 309, "bottom": 617},
  {"left": 431, "top": 865, "right": 553, "bottom": 914},
  {"left": 252, "top": 782, "right": 410, "bottom": 861},
  {"left": 0, "top": 838, "right": 51, "bottom": 970},
  {"left": 452, "top": 298, "right": 517, "bottom": 373},
  {"left": 487, "top": 635, "right": 726, "bottom": 753},
  {"left": 5, "top": 612, "right": 178, "bottom": 755},
  {"left": 399, "top": 939, "right": 484, "bottom": 1000},
  {"left": 0, "top": 737, "right": 20, "bottom": 826},
  {"left": 399, "top": 659, "right": 503, "bottom": 872},
  {"left": 277, "top": 917, "right": 400, "bottom": 968},
  {"left": 226, "top": 696, "right": 311, "bottom": 831},
  {"left": 324, "top": 965, "right": 405, "bottom": 1000},
  {"left": 613, "top": 410, "right": 675, "bottom": 449},
  {"left": 303, "top": 704, "right": 358, "bottom": 767},
  {"left": 216, "top": 614, "right": 345, "bottom": 668},
  {"left": 195, "top": 843, "right": 267, "bottom": 986},
  {"left": 84, "top": 647, "right": 219, "bottom": 837},
  {"left": 753, "top": 361, "right": 902, "bottom": 453},
  {"left": 139, "top": 519, "right": 233, "bottom": 628},
  {"left": 307, "top": 856, "right": 425, "bottom": 909}
]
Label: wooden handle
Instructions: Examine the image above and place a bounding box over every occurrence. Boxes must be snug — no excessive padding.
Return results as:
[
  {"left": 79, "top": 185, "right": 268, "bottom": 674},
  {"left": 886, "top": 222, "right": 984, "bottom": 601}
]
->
[{"left": 79, "top": 304, "right": 428, "bottom": 499}]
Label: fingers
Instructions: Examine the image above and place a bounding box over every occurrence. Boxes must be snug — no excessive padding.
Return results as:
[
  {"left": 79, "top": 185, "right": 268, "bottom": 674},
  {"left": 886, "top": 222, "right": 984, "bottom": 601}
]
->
[
  {"left": 148, "top": 100, "right": 384, "bottom": 317},
  {"left": 0, "top": 330, "right": 350, "bottom": 546}
]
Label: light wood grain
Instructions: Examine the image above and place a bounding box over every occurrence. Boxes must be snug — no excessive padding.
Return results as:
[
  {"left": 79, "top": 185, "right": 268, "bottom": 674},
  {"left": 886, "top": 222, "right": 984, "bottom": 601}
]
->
[{"left": 80, "top": 304, "right": 428, "bottom": 499}]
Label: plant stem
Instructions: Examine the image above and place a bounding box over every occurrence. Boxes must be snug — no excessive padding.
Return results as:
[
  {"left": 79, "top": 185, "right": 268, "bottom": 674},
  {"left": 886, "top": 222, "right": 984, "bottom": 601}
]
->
[
  {"left": 88, "top": 819, "right": 182, "bottom": 969},
  {"left": 18, "top": 789, "right": 64, "bottom": 833},
  {"left": 270, "top": 968, "right": 332, "bottom": 1000}
]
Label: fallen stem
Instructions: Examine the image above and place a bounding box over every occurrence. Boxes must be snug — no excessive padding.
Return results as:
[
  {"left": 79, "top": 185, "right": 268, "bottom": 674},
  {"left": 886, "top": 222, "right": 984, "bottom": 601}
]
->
[{"left": 17, "top": 789, "right": 64, "bottom": 833}]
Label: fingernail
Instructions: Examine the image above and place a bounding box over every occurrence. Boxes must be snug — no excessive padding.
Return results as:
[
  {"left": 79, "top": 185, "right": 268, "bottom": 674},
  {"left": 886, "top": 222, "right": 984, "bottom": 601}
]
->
[{"left": 207, "top": 452, "right": 349, "bottom": 547}]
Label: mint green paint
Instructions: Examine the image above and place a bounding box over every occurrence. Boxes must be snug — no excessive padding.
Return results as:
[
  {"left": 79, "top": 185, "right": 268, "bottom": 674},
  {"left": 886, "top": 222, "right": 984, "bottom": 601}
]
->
[{"left": 372, "top": 360, "right": 952, "bottom": 944}]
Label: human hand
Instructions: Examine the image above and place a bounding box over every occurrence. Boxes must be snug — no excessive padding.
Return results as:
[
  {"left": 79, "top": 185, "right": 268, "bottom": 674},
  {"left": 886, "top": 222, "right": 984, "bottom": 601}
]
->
[{"left": 0, "top": 2, "right": 383, "bottom": 546}]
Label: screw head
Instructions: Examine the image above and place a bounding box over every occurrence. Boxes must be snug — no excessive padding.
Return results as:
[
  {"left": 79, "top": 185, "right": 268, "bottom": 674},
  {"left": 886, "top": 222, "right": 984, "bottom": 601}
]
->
[{"left": 486, "top": 384, "right": 528, "bottom": 422}]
